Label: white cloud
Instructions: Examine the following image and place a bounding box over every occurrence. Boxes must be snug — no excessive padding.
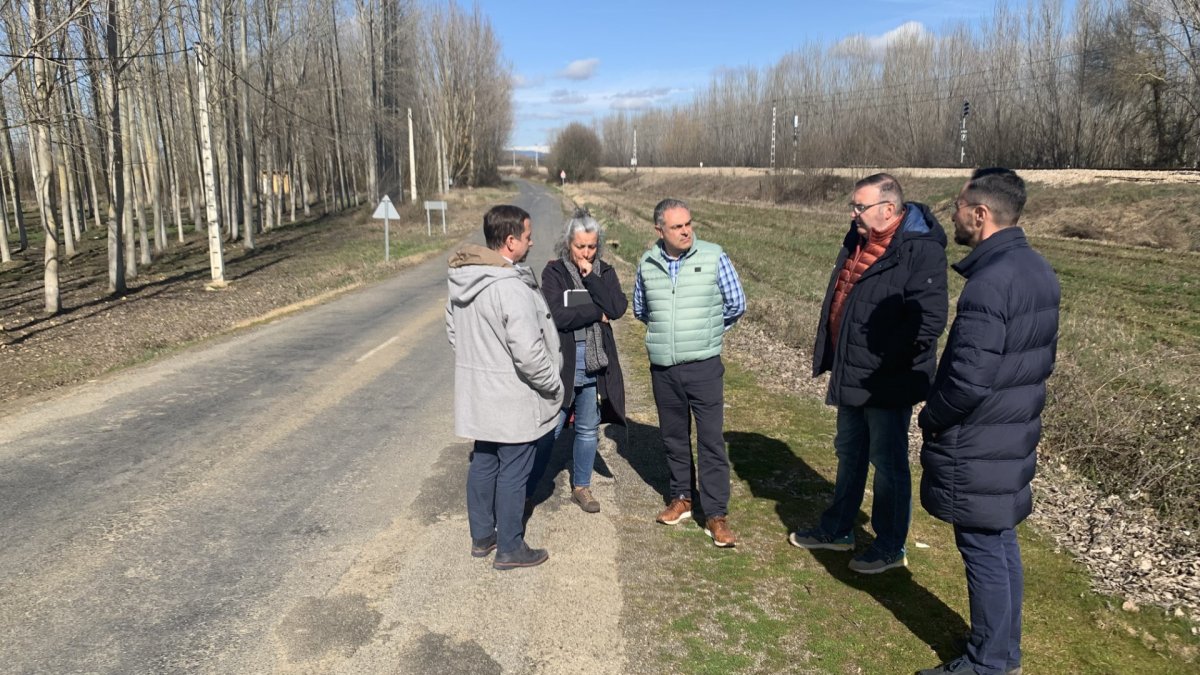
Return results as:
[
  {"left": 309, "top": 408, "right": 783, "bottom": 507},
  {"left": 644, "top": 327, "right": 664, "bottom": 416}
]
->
[
  {"left": 608, "top": 86, "right": 680, "bottom": 111},
  {"left": 549, "top": 89, "right": 589, "bottom": 105},
  {"left": 833, "top": 21, "right": 930, "bottom": 58},
  {"left": 559, "top": 58, "right": 600, "bottom": 80},
  {"left": 610, "top": 97, "right": 654, "bottom": 111},
  {"left": 512, "top": 73, "right": 544, "bottom": 88}
]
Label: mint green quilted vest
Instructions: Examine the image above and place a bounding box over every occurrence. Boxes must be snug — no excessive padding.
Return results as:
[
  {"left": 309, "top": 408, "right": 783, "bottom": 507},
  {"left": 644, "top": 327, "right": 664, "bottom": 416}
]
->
[{"left": 639, "top": 239, "right": 725, "bottom": 366}]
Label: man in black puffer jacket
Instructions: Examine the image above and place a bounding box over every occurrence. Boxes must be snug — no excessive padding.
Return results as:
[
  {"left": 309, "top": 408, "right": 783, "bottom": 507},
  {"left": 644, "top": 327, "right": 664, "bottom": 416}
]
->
[
  {"left": 917, "top": 168, "right": 1060, "bottom": 675},
  {"left": 789, "top": 173, "right": 948, "bottom": 575}
]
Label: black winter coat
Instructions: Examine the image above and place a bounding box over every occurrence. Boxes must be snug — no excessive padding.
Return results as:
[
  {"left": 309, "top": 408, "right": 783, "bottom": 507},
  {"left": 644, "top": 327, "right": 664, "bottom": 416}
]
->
[
  {"left": 812, "top": 202, "right": 949, "bottom": 408},
  {"left": 541, "top": 258, "right": 628, "bottom": 425},
  {"left": 919, "top": 227, "right": 1060, "bottom": 531}
]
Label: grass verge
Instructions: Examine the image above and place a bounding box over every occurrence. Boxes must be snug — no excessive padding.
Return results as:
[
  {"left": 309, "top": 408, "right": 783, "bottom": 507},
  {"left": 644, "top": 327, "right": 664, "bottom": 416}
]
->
[
  {"left": 608, "top": 272, "right": 1197, "bottom": 674},
  {"left": 586, "top": 183, "right": 1197, "bottom": 672}
]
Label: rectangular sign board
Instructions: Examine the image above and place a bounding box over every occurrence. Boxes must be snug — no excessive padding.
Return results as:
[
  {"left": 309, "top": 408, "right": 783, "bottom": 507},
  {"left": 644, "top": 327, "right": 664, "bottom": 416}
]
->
[{"left": 424, "top": 201, "right": 447, "bottom": 211}]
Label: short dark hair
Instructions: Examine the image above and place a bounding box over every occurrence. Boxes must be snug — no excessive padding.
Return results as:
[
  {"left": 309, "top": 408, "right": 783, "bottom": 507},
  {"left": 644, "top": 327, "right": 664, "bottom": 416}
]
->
[
  {"left": 483, "top": 205, "right": 531, "bottom": 250},
  {"left": 653, "top": 198, "right": 689, "bottom": 227},
  {"left": 964, "top": 167, "right": 1026, "bottom": 226},
  {"left": 854, "top": 172, "right": 904, "bottom": 206}
]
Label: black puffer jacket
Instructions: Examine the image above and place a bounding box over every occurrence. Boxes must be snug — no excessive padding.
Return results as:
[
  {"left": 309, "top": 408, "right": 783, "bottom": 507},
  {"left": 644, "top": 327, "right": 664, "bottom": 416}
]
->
[
  {"left": 812, "top": 202, "right": 949, "bottom": 407},
  {"left": 541, "top": 258, "right": 628, "bottom": 425},
  {"left": 919, "top": 227, "right": 1060, "bottom": 531}
]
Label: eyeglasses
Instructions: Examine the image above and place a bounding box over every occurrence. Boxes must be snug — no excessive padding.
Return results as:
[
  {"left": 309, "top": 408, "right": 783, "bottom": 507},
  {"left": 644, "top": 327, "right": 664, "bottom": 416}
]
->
[
  {"left": 954, "top": 199, "right": 980, "bottom": 211},
  {"left": 849, "top": 200, "right": 891, "bottom": 214}
]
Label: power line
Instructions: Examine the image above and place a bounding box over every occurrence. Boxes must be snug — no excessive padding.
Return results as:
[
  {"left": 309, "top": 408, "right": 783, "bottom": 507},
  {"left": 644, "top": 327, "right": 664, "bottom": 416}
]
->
[
  {"left": 618, "top": 25, "right": 1198, "bottom": 149},
  {"left": 0, "top": 46, "right": 193, "bottom": 63}
]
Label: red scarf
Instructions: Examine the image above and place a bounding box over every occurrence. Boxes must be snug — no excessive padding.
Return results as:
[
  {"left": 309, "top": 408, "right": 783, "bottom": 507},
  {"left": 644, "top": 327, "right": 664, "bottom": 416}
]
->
[{"left": 828, "top": 212, "right": 903, "bottom": 347}]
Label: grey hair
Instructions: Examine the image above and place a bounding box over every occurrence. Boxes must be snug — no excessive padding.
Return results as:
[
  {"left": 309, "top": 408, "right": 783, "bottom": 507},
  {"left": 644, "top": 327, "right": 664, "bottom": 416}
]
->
[
  {"left": 653, "top": 198, "right": 689, "bottom": 227},
  {"left": 854, "top": 173, "right": 905, "bottom": 207},
  {"left": 554, "top": 207, "right": 606, "bottom": 259}
]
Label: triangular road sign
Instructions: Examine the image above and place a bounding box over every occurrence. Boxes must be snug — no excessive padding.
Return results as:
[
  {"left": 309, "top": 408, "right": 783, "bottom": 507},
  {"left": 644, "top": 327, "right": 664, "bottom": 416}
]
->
[{"left": 373, "top": 194, "right": 401, "bottom": 220}]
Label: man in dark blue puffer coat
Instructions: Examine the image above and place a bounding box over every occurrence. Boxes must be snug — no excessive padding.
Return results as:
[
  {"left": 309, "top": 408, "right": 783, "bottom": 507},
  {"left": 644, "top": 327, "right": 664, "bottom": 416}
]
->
[{"left": 917, "top": 168, "right": 1060, "bottom": 675}]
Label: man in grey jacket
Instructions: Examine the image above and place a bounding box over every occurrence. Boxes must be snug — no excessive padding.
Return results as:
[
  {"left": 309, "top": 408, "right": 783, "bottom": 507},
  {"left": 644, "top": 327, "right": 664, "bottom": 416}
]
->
[{"left": 446, "top": 205, "right": 564, "bottom": 570}]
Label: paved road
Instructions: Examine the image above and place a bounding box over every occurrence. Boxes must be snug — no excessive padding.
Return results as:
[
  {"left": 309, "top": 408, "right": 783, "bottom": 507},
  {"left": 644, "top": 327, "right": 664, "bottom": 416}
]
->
[{"left": 0, "top": 180, "right": 626, "bottom": 673}]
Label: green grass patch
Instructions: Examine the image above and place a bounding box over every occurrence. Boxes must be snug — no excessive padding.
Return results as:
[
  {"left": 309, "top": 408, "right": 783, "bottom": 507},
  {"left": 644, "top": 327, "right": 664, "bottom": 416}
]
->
[{"left": 614, "top": 314, "right": 1196, "bottom": 672}]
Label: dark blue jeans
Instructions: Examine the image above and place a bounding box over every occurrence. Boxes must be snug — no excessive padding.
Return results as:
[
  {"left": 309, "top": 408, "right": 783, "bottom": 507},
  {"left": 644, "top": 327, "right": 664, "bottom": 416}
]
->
[
  {"left": 818, "top": 405, "right": 912, "bottom": 555},
  {"left": 467, "top": 440, "right": 536, "bottom": 554},
  {"left": 955, "top": 525, "right": 1023, "bottom": 675}
]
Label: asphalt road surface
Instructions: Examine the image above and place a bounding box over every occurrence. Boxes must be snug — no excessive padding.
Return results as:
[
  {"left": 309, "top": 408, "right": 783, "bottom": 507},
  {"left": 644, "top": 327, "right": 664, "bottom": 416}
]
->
[{"left": 0, "top": 180, "right": 628, "bottom": 673}]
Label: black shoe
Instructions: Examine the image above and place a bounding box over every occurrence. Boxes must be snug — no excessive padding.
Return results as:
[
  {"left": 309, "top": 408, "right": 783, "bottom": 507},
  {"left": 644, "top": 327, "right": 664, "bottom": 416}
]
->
[
  {"left": 492, "top": 543, "right": 549, "bottom": 570},
  {"left": 470, "top": 533, "right": 497, "bottom": 558}
]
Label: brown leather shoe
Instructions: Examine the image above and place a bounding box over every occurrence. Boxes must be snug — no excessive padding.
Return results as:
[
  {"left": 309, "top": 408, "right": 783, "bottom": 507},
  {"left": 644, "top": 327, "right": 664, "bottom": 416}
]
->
[
  {"left": 571, "top": 486, "right": 600, "bottom": 513},
  {"left": 655, "top": 498, "right": 692, "bottom": 525},
  {"left": 704, "top": 516, "right": 736, "bottom": 548}
]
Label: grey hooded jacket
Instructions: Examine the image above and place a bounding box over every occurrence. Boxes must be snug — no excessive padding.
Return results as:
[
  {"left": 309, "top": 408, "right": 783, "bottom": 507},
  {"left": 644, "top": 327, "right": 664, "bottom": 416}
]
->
[{"left": 445, "top": 244, "right": 563, "bottom": 443}]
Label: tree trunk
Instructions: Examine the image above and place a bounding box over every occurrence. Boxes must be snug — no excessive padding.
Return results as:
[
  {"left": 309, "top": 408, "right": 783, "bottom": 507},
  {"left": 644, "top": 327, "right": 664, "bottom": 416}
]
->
[
  {"left": 105, "top": 0, "right": 125, "bottom": 295},
  {"left": 0, "top": 87, "right": 28, "bottom": 251},
  {"left": 29, "top": 0, "right": 61, "bottom": 314},
  {"left": 54, "top": 132, "right": 78, "bottom": 258},
  {"left": 121, "top": 82, "right": 138, "bottom": 278},
  {"left": 66, "top": 71, "right": 104, "bottom": 232},
  {"left": 0, "top": 171, "right": 11, "bottom": 263},
  {"left": 135, "top": 85, "right": 164, "bottom": 255},
  {"left": 239, "top": 4, "right": 255, "bottom": 249},
  {"left": 300, "top": 150, "right": 311, "bottom": 216},
  {"left": 196, "top": 0, "right": 226, "bottom": 285},
  {"left": 157, "top": 18, "right": 184, "bottom": 243}
]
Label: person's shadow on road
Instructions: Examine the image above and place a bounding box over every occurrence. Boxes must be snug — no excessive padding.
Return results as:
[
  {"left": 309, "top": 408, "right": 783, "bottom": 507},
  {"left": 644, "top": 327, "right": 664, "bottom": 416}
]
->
[
  {"left": 528, "top": 423, "right": 619, "bottom": 506},
  {"left": 726, "top": 430, "right": 967, "bottom": 662},
  {"left": 607, "top": 419, "right": 671, "bottom": 503}
]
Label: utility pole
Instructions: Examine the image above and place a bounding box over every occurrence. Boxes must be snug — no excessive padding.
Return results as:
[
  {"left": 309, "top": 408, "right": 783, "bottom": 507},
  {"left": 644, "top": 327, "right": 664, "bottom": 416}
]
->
[
  {"left": 435, "top": 130, "right": 444, "bottom": 195},
  {"left": 195, "top": 42, "right": 225, "bottom": 286},
  {"left": 441, "top": 132, "right": 450, "bottom": 193},
  {"left": 792, "top": 113, "right": 799, "bottom": 169},
  {"left": 959, "top": 99, "right": 970, "bottom": 165},
  {"left": 406, "top": 107, "right": 417, "bottom": 202},
  {"left": 632, "top": 126, "right": 638, "bottom": 173},
  {"left": 769, "top": 106, "right": 777, "bottom": 173}
]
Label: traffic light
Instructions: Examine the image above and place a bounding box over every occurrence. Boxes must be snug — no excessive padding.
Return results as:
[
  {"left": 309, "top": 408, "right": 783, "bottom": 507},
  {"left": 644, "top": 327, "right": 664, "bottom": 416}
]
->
[{"left": 962, "top": 100, "right": 971, "bottom": 118}]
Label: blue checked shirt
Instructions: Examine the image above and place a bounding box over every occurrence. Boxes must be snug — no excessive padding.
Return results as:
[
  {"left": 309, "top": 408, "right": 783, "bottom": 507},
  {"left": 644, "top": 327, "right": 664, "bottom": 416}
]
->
[{"left": 633, "top": 243, "right": 746, "bottom": 331}]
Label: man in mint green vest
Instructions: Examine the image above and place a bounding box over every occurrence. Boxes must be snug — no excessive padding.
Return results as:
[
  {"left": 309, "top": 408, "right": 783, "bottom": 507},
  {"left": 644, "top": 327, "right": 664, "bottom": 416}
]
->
[{"left": 633, "top": 198, "right": 746, "bottom": 547}]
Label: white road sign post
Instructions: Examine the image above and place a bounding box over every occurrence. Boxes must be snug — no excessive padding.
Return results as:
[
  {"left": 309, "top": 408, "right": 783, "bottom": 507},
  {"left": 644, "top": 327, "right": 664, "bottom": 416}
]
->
[
  {"left": 424, "top": 200, "right": 447, "bottom": 236},
  {"left": 373, "top": 194, "right": 401, "bottom": 261}
]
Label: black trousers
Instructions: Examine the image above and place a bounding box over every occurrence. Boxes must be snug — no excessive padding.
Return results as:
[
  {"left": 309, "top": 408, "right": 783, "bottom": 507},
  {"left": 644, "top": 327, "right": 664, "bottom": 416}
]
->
[{"left": 650, "top": 356, "right": 730, "bottom": 518}]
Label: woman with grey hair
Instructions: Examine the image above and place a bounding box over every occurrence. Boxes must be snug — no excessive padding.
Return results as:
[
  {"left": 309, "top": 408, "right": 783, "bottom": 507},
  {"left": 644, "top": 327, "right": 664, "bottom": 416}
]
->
[{"left": 529, "top": 208, "right": 628, "bottom": 513}]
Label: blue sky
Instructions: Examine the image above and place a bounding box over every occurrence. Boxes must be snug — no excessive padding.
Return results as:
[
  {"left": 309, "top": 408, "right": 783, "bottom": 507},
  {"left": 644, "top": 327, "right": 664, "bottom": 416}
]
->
[{"left": 468, "top": 1, "right": 1002, "bottom": 150}]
